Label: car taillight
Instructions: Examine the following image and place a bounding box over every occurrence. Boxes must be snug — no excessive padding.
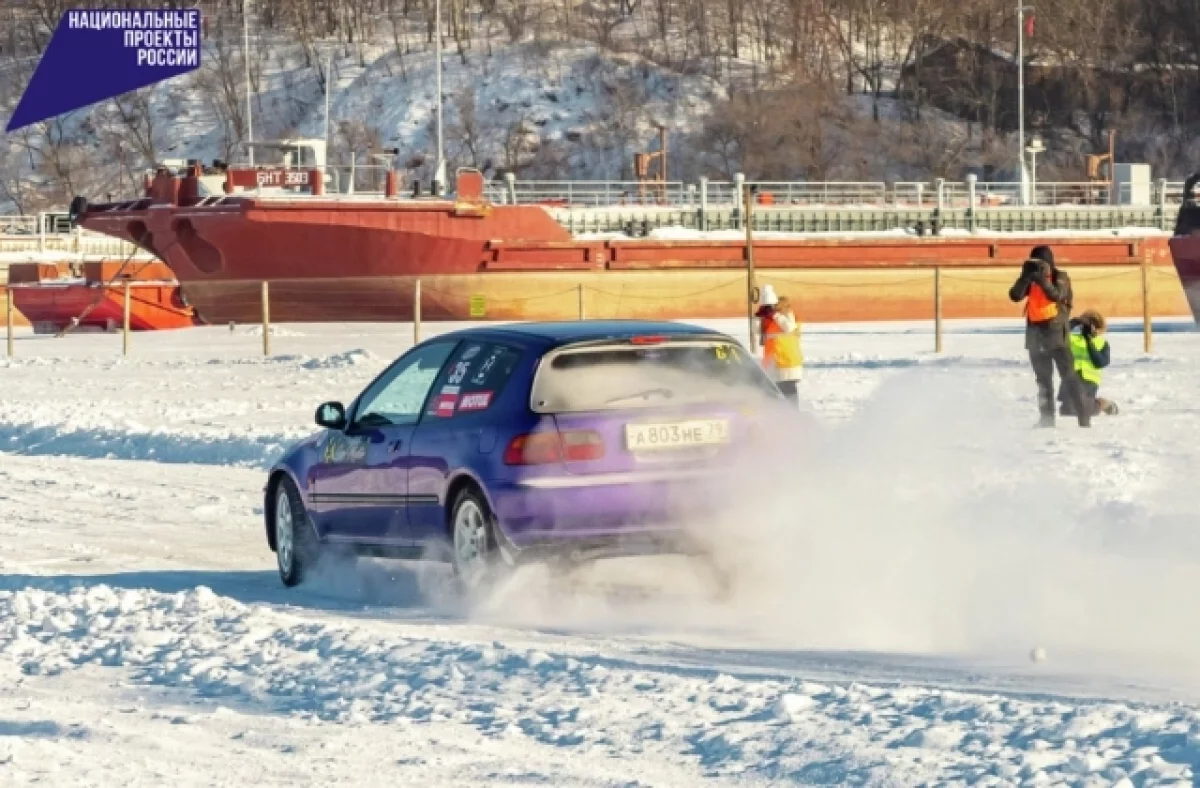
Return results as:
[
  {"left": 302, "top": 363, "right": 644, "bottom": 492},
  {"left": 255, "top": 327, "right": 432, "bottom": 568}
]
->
[
  {"left": 503, "top": 430, "right": 605, "bottom": 464},
  {"left": 560, "top": 430, "right": 605, "bottom": 461},
  {"left": 630, "top": 335, "right": 667, "bottom": 345}
]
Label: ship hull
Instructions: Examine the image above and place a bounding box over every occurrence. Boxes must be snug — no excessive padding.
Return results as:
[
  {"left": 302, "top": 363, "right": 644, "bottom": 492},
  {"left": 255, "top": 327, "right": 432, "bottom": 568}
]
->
[
  {"left": 6, "top": 261, "right": 198, "bottom": 332},
  {"left": 79, "top": 196, "right": 1189, "bottom": 324}
]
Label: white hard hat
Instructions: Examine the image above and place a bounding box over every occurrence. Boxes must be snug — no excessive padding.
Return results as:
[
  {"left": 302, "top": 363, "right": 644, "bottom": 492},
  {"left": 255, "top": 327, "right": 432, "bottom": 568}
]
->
[{"left": 759, "top": 283, "right": 778, "bottom": 306}]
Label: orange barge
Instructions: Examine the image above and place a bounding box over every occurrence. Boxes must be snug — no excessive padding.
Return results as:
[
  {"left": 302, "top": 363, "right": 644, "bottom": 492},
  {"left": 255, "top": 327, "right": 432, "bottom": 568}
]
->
[
  {"left": 7, "top": 260, "right": 198, "bottom": 333},
  {"left": 73, "top": 154, "right": 1190, "bottom": 325}
]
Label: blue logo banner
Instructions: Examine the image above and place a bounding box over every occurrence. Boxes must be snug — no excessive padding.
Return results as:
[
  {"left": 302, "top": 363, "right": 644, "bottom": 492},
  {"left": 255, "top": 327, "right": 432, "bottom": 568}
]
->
[{"left": 6, "top": 9, "right": 202, "bottom": 133}]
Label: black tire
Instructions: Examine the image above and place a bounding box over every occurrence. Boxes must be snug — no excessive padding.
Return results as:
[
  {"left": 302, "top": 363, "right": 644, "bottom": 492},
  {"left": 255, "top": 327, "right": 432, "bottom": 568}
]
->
[
  {"left": 274, "top": 476, "right": 320, "bottom": 587},
  {"left": 449, "top": 487, "right": 504, "bottom": 593}
]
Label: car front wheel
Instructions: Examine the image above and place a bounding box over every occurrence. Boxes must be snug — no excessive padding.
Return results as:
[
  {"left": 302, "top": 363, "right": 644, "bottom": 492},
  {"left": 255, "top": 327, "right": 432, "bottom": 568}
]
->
[{"left": 275, "top": 477, "right": 319, "bottom": 586}]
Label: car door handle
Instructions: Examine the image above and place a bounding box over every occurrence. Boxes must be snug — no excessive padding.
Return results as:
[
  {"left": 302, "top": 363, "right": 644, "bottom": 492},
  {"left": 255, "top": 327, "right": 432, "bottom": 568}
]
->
[{"left": 389, "top": 439, "right": 404, "bottom": 452}]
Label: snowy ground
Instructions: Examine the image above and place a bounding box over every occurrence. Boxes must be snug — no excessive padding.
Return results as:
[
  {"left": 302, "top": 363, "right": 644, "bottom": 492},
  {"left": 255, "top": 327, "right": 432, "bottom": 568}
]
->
[{"left": 3, "top": 317, "right": 1200, "bottom": 786}]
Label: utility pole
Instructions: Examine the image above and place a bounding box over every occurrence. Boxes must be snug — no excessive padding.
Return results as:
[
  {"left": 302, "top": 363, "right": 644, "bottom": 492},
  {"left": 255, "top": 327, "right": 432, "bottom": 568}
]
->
[
  {"left": 323, "top": 48, "right": 333, "bottom": 148},
  {"left": 432, "top": 0, "right": 446, "bottom": 195},
  {"left": 243, "top": 0, "right": 254, "bottom": 165}
]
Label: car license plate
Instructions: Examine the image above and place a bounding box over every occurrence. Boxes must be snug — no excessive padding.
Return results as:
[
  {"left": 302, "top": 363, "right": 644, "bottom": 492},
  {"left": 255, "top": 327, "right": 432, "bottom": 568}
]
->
[{"left": 625, "top": 420, "right": 730, "bottom": 451}]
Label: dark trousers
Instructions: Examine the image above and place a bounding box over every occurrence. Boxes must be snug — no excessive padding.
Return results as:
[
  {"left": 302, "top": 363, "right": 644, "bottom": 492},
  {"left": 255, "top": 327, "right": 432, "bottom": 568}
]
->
[
  {"left": 1059, "top": 380, "right": 1100, "bottom": 417},
  {"left": 1030, "top": 347, "right": 1089, "bottom": 424},
  {"left": 777, "top": 380, "right": 799, "bottom": 405}
]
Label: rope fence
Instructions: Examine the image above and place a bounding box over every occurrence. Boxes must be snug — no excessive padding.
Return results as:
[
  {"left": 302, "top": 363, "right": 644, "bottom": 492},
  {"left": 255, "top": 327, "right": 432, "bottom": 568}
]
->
[{"left": 6, "top": 265, "right": 1183, "bottom": 359}]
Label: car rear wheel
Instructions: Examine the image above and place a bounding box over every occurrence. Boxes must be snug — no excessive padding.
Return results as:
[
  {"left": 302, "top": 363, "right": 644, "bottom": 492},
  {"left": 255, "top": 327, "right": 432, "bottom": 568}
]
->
[
  {"left": 451, "top": 488, "right": 502, "bottom": 593},
  {"left": 275, "top": 477, "right": 319, "bottom": 587}
]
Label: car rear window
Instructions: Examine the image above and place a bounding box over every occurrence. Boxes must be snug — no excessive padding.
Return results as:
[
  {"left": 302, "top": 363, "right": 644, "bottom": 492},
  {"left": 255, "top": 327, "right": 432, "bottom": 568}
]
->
[
  {"left": 425, "top": 341, "right": 523, "bottom": 418},
  {"left": 530, "top": 339, "right": 780, "bottom": 413}
]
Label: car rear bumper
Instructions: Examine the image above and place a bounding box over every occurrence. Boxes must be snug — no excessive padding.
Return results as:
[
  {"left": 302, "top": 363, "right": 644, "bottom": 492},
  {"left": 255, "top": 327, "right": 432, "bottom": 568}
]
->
[
  {"left": 493, "top": 523, "right": 705, "bottom": 563},
  {"left": 487, "top": 470, "right": 730, "bottom": 558}
]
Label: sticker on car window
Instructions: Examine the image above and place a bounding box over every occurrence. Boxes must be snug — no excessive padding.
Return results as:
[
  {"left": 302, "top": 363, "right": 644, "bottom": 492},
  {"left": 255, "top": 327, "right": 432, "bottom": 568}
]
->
[
  {"left": 461, "top": 344, "right": 483, "bottom": 361},
  {"left": 458, "top": 391, "right": 493, "bottom": 412},
  {"left": 433, "top": 392, "right": 458, "bottom": 418},
  {"left": 447, "top": 360, "right": 472, "bottom": 386},
  {"left": 471, "top": 351, "right": 500, "bottom": 385}
]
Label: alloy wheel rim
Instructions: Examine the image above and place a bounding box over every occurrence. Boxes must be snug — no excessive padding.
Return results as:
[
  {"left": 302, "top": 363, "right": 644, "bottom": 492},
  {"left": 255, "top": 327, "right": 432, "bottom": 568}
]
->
[
  {"left": 276, "top": 488, "right": 295, "bottom": 575},
  {"left": 454, "top": 500, "right": 488, "bottom": 586}
]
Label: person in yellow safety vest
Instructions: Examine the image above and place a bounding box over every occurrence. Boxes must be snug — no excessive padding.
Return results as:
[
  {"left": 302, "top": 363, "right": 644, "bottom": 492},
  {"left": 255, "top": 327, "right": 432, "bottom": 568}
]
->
[
  {"left": 1058, "top": 309, "right": 1119, "bottom": 417},
  {"left": 755, "top": 284, "right": 803, "bottom": 404}
]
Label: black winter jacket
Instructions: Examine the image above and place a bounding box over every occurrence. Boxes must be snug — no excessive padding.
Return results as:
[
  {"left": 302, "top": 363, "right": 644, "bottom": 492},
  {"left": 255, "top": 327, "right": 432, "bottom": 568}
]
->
[{"left": 1009, "top": 263, "right": 1074, "bottom": 352}]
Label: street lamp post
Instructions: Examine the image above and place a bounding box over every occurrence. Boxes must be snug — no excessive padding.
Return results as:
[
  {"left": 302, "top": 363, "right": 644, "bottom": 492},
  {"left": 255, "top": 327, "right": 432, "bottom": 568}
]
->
[
  {"left": 323, "top": 48, "right": 333, "bottom": 149},
  {"left": 244, "top": 0, "right": 254, "bottom": 165},
  {"left": 1017, "top": 2, "right": 1034, "bottom": 204},
  {"left": 432, "top": 0, "right": 446, "bottom": 196},
  {"left": 1026, "top": 136, "right": 1045, "bottom": 206}
]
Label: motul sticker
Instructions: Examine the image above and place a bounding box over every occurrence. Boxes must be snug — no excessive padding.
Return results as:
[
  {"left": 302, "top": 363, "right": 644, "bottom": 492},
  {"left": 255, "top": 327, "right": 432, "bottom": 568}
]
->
[
  {"left": 458, "top": 391, "right": 493, "bottom": 411},
  {"left": 434, "top": 393, "right": 458, "bottom": 417}
]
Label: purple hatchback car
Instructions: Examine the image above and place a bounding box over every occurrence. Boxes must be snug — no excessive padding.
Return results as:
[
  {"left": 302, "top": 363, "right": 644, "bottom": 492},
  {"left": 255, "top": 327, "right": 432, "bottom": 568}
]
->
[{"left": 265, "top": 320, "right": 786, "bottom": 591}]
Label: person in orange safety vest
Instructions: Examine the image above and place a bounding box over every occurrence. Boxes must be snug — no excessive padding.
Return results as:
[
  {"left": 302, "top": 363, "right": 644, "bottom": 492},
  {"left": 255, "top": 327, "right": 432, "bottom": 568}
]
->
[
  {"left": 1008, "top": 245, "right": 1090, "bottom": 428},
  {"left": 756, "top": 284, "right": 803, "bottom": 405}
]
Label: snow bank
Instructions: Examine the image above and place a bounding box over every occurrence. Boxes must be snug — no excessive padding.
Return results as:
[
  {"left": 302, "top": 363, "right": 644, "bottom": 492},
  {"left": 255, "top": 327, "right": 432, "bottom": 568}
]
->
[{"left": 1, "top": 580, "right": 1197, "bottom": 784}]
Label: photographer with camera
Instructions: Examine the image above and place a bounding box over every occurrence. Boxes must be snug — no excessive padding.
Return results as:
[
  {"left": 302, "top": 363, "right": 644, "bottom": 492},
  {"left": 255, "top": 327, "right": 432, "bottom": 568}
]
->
[
  {"left": 1008, "top": 245, "right": 1091, "bottom": 428},
  {"left": 1058, "top": 309, "right": 1118, "bottom": 417}
]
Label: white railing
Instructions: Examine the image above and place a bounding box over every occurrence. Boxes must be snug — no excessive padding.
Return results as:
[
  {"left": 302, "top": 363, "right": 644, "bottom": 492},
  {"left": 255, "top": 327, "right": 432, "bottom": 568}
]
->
[
  {"left": 715, "top": 181, "right": 888, "bottom": 207},
  {"left": 489, "top": 178, "right": 1187, "bottom": 209},
  {"left": 893, "top": 180, "right": 1185, "bottom": 209},
  {"left": 486, "top": 180, "right": 693, "bottom": 207},
  {"left": 3, "top": 177, "right": 1190, "bottom": 244},
  {"left": 0, "top": 212, "right": 143, "bottom": 256}
]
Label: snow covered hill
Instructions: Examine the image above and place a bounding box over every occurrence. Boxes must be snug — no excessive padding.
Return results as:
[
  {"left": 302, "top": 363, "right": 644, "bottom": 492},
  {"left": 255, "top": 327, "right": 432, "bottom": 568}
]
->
[{"left": 3, "top": 318, "right": 1200, "bottom": 784}]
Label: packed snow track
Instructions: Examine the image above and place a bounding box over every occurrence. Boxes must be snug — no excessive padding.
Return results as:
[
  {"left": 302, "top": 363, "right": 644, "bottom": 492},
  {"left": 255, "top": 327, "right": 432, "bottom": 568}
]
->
[{"left": 3, "top": 319, "right": 1200, "bottom": 786}]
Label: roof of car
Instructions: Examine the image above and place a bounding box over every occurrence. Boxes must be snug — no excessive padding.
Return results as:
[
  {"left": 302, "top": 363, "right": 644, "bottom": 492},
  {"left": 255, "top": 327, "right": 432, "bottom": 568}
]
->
[{"left": 437, "top": 320, "right": 727, "bottom": 345}]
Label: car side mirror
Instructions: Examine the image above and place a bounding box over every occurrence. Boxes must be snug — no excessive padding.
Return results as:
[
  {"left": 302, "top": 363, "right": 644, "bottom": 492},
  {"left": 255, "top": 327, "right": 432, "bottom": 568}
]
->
[{"left": 315, "top": 401, "right": 347, "bottom": 430}]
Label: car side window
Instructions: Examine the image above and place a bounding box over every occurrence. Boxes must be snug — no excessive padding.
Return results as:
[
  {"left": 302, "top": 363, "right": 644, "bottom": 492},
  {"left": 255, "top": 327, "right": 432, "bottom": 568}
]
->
[
  {"left": 354, "top": 341, "right": 457, "bottom": 427},
  {"left": 425, "top": 341, "right": 523, "bottom": 419}
]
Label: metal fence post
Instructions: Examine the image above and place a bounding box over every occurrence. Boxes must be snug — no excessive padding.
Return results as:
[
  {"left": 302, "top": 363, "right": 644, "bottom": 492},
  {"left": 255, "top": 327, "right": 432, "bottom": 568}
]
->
[
  {"left": 1142, "top": 257, "right": 1152, "bottom": 353},
  {"left": 699, "top": 176, "right": 709, "bottom": 231},
  {"left": 261, "top": 281, "right": 271, "bottom": 356},
  {"left": 744, "top": 185, "right": 757, "bottom": 350},
  {"left": 413, "top": 278, "right": 422, "bottom": 344},
  {"left": 935, "top": 178, "right": 945, "bottom": 212},
  {"left": 734, "top": 173, "right": 745, "bottom": 228},
  {"left": 504, "top": 172, "right": 516, "bottom": 205},
  {"left": 934, "top": 267, "right": 943, "bottom": 353},
  {"left": 38, "top": 212, "right": 45, "bottom": 253},
  {"left": 122, "top": 282, "right": 131, "bottom": 356},
  {"left": 966, "top": 174, "right": 978, "bottom": 231},
  {"left": 5, "top": 287, "right": 13, "bottom": 357},
  {"left": 1157, "top": 178, "right": 1169, "bottom": 231},
  {"left": 577, "top": 283, "right": 585, "bottom": 320}
]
